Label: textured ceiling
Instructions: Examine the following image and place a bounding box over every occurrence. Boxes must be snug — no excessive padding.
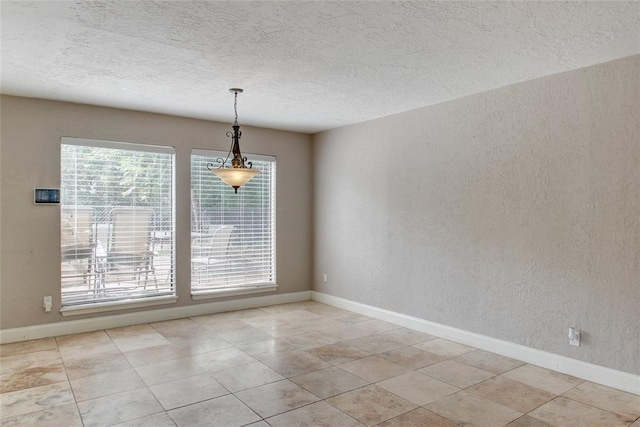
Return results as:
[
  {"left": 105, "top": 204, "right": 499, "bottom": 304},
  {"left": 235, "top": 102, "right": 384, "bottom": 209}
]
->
[{"left": 2, "top": 1, "right": 639, "bottom": 133}]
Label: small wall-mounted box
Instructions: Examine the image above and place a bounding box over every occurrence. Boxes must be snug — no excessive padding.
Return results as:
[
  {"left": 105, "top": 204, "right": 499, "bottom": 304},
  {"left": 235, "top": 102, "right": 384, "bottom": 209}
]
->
[{"left": 34, "top": 188, "right": 60, "bottom": 204}]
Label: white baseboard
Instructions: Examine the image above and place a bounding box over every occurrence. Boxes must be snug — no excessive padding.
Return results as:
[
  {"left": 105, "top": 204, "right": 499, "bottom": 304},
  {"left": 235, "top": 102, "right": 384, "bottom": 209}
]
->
[
  {"left": 0, "top": 291, "right": 311, "bottom": 344},
  {"left": 311, "top": 291, "right": 640, "bottom": 395}
]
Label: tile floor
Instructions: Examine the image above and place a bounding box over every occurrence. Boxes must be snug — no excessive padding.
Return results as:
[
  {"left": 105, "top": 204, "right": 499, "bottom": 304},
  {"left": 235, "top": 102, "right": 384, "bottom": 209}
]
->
[{"left": 1, "top": 301, "right": 639, "bottom": 426}]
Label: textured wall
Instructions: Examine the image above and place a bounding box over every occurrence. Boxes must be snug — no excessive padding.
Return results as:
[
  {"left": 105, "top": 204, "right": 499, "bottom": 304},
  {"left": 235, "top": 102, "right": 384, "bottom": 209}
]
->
[
  {"left": 0, "top": 96, "right": 312, "bottom": 329},
  {"left": 313, "top": 55, "right": 639, "bottom": 375}
]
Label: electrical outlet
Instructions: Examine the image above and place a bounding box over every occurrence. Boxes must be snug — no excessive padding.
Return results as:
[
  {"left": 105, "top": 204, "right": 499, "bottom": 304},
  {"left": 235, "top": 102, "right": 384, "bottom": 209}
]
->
[
  {"left": 323, "top": 273, "right": 328, "bottom": 283},
  {"left": 568, "top": 327, "right": 580, "bottom": 347},
  {"left": 43, "top": 296, "right": 52, "bottom": 312}
]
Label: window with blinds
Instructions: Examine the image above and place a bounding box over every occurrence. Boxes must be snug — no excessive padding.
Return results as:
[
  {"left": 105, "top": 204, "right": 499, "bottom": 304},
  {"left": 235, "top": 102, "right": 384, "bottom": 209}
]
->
[
  {"left": 191, "top": 150, "right": 276, "bottom": 295},
  {"left": 61, "top": 138, "right": 175, "bottom": 307}
]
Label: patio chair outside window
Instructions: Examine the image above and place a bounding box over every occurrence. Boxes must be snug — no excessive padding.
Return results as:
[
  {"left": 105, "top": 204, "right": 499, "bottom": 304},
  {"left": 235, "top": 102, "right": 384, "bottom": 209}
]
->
[
  {"left": 107, "top": 207, "right": 157, "bottom": 288},
  {"left": 61, "top": 207, "right": 96, "bottom": 287},
  {"left": 192, "top": 225, "right": 235, "bottom": 288}
]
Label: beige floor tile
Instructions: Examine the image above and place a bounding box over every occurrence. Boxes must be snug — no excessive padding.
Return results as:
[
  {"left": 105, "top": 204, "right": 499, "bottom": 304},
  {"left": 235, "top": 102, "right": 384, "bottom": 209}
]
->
[
  {"left": 149, "top": 374, "right": 229, "bottom": 410},
  {"left": 150, "top": 318, "right": 205, "bottom": 335},
  {"left": 173, "top": 335, "right": 235, "bottom": 355},
  {"left": 529, "top": 396, "right": 632, "bottom": 426},
  {"left": 261, "top": 349, "right": 331, "bottom": 377},
  {"left": 0, "top": 349, "right": 62, "bottom": 371},
  {"left": 258, "top": 319, "right": 321, "bottom": 338},
  {"left": 55, "top": 330, "right": 111, "bottom": 348},
  {"left": 342, "top": 334, "right": 407, "bottom": 354},
  {"left": 59, "top": 340, "right": 120, "bottom": 362},
  {"left": 353, "top": 319, "right": 402, "bottom": 335},
  {"left": 266, "top": 400, "right": 363, "bottom": 426},
  {"left": 215, "top": 326, "right": 274, "bottom": 346},
  {"left": 305, "top": 304, "right": 355, "bottom": 318},
  {"left": 1, "top": 348, "right": 61, "bottom": 371},
  {"left": 238, "top": 339, "right": 298, "bottom": 360},
  {"left": 0, "top": 349, "right": 67, "bottom": 393},
  {"left": 413, "top": 338, "right": 473, "bottom": 357},
  {"left": 201, "top": 307, "right": 268, "bottom": 321},
  {"left": 71, "top": 368, "right": 146, "bottom": 401},
  {"left": 307, "top": 342, "right": 371, "bottom": 365},
  {"left": 419, "top": 359, "right": 494, "bottom": 388},
  {"left": 0, "top": 337, "right": 58, "bottom": 357},
  {"left": 425, "top": 390, "right": 522, "bottom": 427},
  {"left": 284, "top": 331, "right": 339, "bottom": 349},
  {"left": 563, "top": 381, "right": 640, "bottom": 419},
  {"left": 506, "top": 415, "right": 554, "bottom": 426},
  {"left": 168, "top": 394, "right": 261, "bottom": 427},
  {"left": 454, "top": 349, "right": 525, "bottom": 374},
  {"left": 0, "top": 381, "right": 75, "bottom": 420},
  {"left": 235, "top": 379, "right": 320, "bottom": 418},
  {"left": 339, "top": 355, "right": 410, "bottom": 382},
  {"left": 113, "top": 411, "right": 178, "bottom": 426},
  {"left": 0, "top": 402, "right": 82, "bottom": 427},
  {"left": 378, "top": 346, "right": 447, "bottom": 369},
  {"left": 335, "top": 313, "right": 373, "bottom": 325},
  {"left": 78, "top": 387, "right": 163, "bottom": 427},
  {"left": 270, "top": 301, "right": 321, "bottom": 311},
  {"left": 502, "top": 364, "right": 583, "bottom": 394},
  {"left": 285, "top": 318, "right": 348, "bottom": 337},
  {"left": 123, "top": 343, "right": 193, "bottom": 367},
  {"left": 155, "top": 328, "right": 219, "bottom": 346},
  {"left": 290, "top": 366, "right": 369, "bottom": 399},
  {"left": 64, "top": 351, "right": 132, "bottom": 380},
  {"left": 315, "top": 324, "right": 371, "bottom": 341},
  {"left": 190, "top": 316, "right": 248, "bottom": 333},
  {"left": 327, "top": 384, "right": 417, "bottom": 426},
  {"left": 377, "top": 407, "right": 458, "bottom": 427},
  {"left": 231, "top": 307, "right": 274, "bottom": 319},
  {"left": 259, "top": 302, "right": 317, "bottom": 314},
  {"left": 270, "top": 309, "right": 324, "bottom": 323},
  {"left": 254, "top": 304, "right": 297, "bottom": 315},
  {"left": 242, "top": 316, "right": 289, "bottom": 330},
  {"left": 106, "top": 324, "right": 157, "bottom": 339},
  {"left": 211, "top": 361, "right": 284, "bottom": 392},
  {"left": 113, "top": 332, "right": 172, "bottom": 352},
  {"left": 377, "top": 328, "right": 436, "bottom": 345},
  {"left": 135, "top": 357, "right": 205, "bottom": 385},
  {"left": 377, "top": 371, "right": 459, "bottom": 405},
  {"left": 3, "top": 302, "right": 635, "bottom": 427},
  {"left": 191, "top": 347, "right": 257, "bottom": 373},
  {"left": 467, "top": 375, "right": 556, "bottom": 413},
  {"left": 248, "top": 322, "right": 301, "bottom": 336}
]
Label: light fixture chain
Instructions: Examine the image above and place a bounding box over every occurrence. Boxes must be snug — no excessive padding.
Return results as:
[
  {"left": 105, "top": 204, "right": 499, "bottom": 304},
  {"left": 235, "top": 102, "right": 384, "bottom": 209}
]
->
[{"left": 233, "top": 91, "right": 239, "bottom": 126}]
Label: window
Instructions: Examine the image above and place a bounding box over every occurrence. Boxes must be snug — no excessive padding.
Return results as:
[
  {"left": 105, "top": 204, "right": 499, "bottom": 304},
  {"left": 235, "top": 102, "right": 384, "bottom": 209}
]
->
[
  {"left": 61, "top": 138, "right": 175, "bottom": 308},
  {"left": 191, "top": 150, "right": 276, "bottom": 296}
]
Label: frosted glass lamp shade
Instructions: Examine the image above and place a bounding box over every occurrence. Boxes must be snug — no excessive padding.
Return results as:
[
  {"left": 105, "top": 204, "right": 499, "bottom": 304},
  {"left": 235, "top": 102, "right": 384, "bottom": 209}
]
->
[{"left": 213, "top": 167, "right": 259, "bottom": 190}]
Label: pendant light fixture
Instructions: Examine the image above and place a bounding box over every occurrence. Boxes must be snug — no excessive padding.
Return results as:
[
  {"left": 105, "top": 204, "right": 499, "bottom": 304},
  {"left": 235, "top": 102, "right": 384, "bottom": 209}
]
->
[{"left": 208, "top": 88, "right": 259, "bottom": 193}]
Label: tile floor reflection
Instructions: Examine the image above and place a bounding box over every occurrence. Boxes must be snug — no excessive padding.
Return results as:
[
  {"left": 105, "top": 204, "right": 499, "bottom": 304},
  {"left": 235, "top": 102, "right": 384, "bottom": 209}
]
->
[{"left": 1, "top": 301, "right": 639, "bottom": 426}]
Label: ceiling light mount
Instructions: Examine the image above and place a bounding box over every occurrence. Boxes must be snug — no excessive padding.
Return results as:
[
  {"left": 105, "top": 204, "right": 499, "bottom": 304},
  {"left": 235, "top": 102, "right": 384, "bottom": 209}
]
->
[{"left": 208, "top": 88, "right": 259, "bottom": 193}]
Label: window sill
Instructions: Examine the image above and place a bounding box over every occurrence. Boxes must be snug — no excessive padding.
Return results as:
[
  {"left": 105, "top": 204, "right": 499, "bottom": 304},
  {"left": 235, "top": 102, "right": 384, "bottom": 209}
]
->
[
  {"left": 60, "top": 295, "right": 178, "bottom": 316},
  {"left": 191, "top": 284, "right": 278, "bottom": 300}
]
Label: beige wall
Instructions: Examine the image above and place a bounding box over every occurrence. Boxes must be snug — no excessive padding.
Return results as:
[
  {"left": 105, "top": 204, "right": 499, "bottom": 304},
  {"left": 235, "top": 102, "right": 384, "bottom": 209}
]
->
[
  {"left": 313, "top": 55, "right": 639, "bottom": 375},
  {"left": 0, "top": 96, "right": 313, "bottom": 329}
]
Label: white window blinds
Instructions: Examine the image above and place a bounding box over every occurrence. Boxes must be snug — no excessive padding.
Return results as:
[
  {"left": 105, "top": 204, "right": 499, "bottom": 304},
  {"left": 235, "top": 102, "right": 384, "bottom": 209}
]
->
[
  {"left": 61, "top": 139, "right": 175, "bottom": 306},
  {"left": 191, "top": 150, "right": 276, "bottom": 293}
]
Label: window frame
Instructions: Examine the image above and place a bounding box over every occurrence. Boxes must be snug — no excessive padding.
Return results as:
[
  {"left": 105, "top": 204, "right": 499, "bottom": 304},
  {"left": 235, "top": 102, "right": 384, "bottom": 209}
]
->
[
  {"left": 59, "top": 137, "right": 177, "bottom": 314},
  {"left": 190, "top": 149, "right": 277, "bottom": 299}
]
